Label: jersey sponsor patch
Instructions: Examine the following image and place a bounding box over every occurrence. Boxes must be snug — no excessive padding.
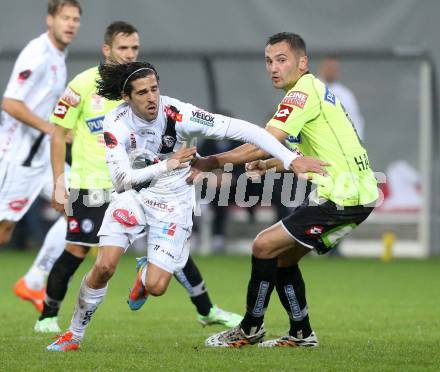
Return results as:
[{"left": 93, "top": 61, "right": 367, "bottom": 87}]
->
[
  {"left": 81, "top": 218, "right": 94, "bottom": 233},
  {"left": 61, "top": 86, "right": 81, "bottom": 107},
  {"left": 86, "top": 116, "right": 104, "bottom": 134},
  {"left": 8, "top": 198, "right": 29, "bottom": 212},
  {"left": 17, "top": 69, "right": 32, "bottom": 84},
  {"left": 286, "top": 134, "right": 302, "bottom": 144},
  {"left": 112, "top": 208, "right": 139, "bottom": 227},
  {"left": 103, "top": 131, "right": 118, "bottom": 148},
  {"left": 162, "top": 222, "right": 177, "bottom": 236},
  {"left": 68, "top": 217, "right": 80, "bottom": 233},
  {"left": 91, "top": 94, "right": 105, "bottom": 113},
  {"left": 324, "top": 86, "right": 336, "bottom": 105},
  {"left": 282, "top": 91, "right": 308, "bottom": 108},
  {"left": 144, "top": 198, "right": 174, "bottom": 213},
  {"left": 190, "top": 109, "right": 214, "bottom": 127},
  {"left": 164, "top": 106, "right": 183, "bottom": 122},
  {"left": 53, "top": 101, "right": 70, "bottom": 119},
  {"left": 274, "top": 104, "right": 293, "bottom": 123}
]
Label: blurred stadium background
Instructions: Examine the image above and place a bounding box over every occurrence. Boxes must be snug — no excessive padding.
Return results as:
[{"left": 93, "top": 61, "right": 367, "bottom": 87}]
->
[{"left": 0, "top": 0, "right": 439, "bottom": 257}]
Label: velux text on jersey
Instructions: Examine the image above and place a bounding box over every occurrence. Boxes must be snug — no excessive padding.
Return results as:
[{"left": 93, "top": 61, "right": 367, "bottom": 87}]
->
[{"left": 190, "top": 110, "right": 214, "bottom": 127}]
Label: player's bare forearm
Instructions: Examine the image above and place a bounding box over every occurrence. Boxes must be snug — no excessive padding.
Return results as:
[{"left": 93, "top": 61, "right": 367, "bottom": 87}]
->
[
  {"left": 209, "top": 143, "right": 269, "bottom": 169},
  {"left": 210, "top": 125, "right": 289, "bottom": 168},
  {"left": 51, "top": 125, "right": 68, "bottom": 186},
  {"left": 1, "top": 98, "right": 54, "bottom": 135},
  {"left": 265, "top": 158, "right": 285, "bottom": 172}
]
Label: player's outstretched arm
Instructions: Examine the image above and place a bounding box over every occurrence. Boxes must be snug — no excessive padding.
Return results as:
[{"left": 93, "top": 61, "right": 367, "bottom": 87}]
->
[
  {"left": 187, "top": 124, "right": 295, "bottom": 183},
  {"left": 193, "top": 125, "right": 290, "bottom": 171}
]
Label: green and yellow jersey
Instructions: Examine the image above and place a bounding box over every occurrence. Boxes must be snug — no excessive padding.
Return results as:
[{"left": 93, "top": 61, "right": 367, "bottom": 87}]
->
[
  {"left": 51, "top": 66, "right": 122, "bottom": 189},
  {"left": 267, "top": 73, "right": 378, "bottom": 206}
]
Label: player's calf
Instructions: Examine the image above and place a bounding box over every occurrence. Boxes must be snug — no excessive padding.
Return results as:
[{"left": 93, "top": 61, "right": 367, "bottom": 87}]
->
[{"left": 145, "top": 263, "right": 172, "bottom": 296}]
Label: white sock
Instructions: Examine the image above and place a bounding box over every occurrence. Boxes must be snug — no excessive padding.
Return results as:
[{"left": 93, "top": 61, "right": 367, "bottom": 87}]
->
[
  {"left": 23, "top": 217, "right": 67, "bottom": 290},
  {"left": 69, "top": 277, "right": 108, "bottom": 341},
  {"left": 141, "top": 265, "right": 148, "bottom": 287}
]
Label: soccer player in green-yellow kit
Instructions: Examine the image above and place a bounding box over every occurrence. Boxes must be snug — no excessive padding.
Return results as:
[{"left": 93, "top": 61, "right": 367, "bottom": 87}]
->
[
  {"left": 199, "top": 32, "right": 379, "bottom": 348},
  {"left": 35, "top": 21, "right": 242, "bottom": 334}
]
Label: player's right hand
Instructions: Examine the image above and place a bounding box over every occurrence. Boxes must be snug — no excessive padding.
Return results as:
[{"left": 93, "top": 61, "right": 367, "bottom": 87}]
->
[
  {"left": 51, "top": 186, "right": 69, "bottom": 214},
  {"left": 289, "top": 156, "right": 330, "bottom": 180}
]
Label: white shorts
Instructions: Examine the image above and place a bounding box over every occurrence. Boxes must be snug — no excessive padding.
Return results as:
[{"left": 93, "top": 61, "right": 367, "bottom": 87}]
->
[
  {"left": 0, "top": 160, "right": 52, "bottom": 222},
  {"left": 99, "top": 191, "right": 191, "bottom": 273}
]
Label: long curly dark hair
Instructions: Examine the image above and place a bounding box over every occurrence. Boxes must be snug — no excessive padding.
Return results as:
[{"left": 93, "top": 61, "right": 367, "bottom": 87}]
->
[{"left": 96, "top": 61, "right": 159, "bottom": 101}]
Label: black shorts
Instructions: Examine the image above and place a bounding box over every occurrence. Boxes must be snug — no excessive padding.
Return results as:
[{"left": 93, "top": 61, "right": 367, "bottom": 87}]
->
[
  {"left": 65, "top": 189, "right": 112, "bottom": 246},
  {"left": 281, "top": 198, "right": 374, "bottom": 255}
]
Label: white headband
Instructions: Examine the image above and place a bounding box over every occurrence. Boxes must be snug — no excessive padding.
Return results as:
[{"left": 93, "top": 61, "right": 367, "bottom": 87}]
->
[{"left": 122, "top": 67, "right": 156, "bottom": 92}]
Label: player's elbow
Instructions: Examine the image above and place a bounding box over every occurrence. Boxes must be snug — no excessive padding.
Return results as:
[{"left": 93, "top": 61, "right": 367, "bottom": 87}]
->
[{"left": 1, "top": 98, "right": 19, "bottom": 117}]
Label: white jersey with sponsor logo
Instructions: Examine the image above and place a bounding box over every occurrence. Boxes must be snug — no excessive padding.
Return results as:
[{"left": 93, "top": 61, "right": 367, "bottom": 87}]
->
[
  {"left": 103, "top": 95, "right": 297, "bottom": 228},
  {"left": 0, "top": 32, "right": 67, "bottom": 166}
]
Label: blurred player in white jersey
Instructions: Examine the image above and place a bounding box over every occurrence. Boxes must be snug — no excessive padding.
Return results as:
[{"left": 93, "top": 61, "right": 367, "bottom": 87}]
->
[
  {"left": 47, "top": 61, "right": 308, "bottom": 351},
  {"left": 0, "top": 0, "right": 81, "bottom": 310},
  {"left": 318, "top": 56, "right": 365, "bottom": 139}
]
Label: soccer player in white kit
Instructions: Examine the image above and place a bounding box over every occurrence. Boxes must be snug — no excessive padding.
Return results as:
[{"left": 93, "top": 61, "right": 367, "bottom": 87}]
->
[
  {"left": 48, "top": 61, "right": 303, "bottom": 351},
  {"left": 0, "top": 0, "right": 82, "bottom": 311}
]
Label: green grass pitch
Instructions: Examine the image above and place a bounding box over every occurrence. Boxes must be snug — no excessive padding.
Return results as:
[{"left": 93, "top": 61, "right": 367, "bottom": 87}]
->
[{"left": 0, "top": 251, "right": 439, "bottom": 371}]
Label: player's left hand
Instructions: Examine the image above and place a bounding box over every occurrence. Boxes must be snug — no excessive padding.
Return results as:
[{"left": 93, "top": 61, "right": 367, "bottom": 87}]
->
[
  {"left": 65, "top": 130, "right": 74, "bottom": 144},
  {"left": 245, "top": 160, "right": 267, "bottom": 179},
  {"left": 186, "top": 156, "right": 218, "bottom": 184},
  {"left": 289, "top": 156, "right": 330, "bottom": 180}
]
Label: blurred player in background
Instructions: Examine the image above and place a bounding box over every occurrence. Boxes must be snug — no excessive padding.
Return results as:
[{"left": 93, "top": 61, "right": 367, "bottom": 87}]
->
[
  {"left": 0, "top": 0, "right": 81, "bottom": 310},
  {"left": 199, "top": 32, "right": 378, "bottom": 348},
  {"left": 318, "top": 56, "right": 365, "bottom": 140},
  {"left": 46, "top": 61, "right": 321, "bottom": 351},
  {"left": 35, "top": 22, "right": 243, "bottom": 333}
]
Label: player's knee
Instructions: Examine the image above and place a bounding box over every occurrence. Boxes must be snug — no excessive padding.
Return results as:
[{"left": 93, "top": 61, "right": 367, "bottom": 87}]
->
[
  {"left": 0, "top": 224, "right": 14, "bottom": 245},
  {"left": 93, "top": 261, "right": 117, "bottom": 282},
  {"left": 66, "top": 244, "right": 89, "bottom": 258},
  {"left": 0, "top": 233, "right": 11, "bottom": 245},
  {"left": 252, "top": 233, "right": 274, "bottom": 258},
  {"left": 146, "top": 280, "right": 168, "bottom": 296}
]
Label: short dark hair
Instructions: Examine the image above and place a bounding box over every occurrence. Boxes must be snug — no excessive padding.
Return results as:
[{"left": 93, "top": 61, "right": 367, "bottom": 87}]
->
[
  {"left": 96, "top": 61, "right": 159, "bottom": 100},
  {"left": 104, "top": 21, "right": 138, "bottom": 46},
  {"left": 266, "top": 32, "right": 307, "bottom": 56},
  {"left": 48, "top": 0, "right": 82, "bottom": 15}
]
